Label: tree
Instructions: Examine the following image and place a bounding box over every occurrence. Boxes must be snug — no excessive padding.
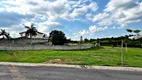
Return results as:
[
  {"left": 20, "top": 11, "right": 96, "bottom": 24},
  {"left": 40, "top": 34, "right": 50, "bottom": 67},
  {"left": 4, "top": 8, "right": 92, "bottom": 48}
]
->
[
  {"left": 126, "top": 29, "right": 133, "bottom": 34},
  {"left": 25, "top": 23, "right": 37, "bottom": 44},
  {"left": 25, "top": 23, "right": 37, "bottom": 39},
  {"left": 134, "top": 29, "right": 141, "bottom": 47},
  {"left": 84, "top": 38, "right": 89, "bottom": 42},
  {"left": 0, "top": 29, "right": 11, "bottom": 39},
  {"left": 133, "top": 30, "right": 141, "bottom": 35},
  {"left": 126, "top": 29, "right": 134, "bottom": 51},
  {"left": 49, "top": 30, "right": 66, "bottom": 45}
]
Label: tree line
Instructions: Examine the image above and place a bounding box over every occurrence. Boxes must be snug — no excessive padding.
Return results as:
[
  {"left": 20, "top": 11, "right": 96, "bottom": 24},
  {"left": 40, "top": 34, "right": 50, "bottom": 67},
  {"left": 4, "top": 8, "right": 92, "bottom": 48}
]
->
[{"left": 81, "top": 29, "right": 142, "bottom": 48}]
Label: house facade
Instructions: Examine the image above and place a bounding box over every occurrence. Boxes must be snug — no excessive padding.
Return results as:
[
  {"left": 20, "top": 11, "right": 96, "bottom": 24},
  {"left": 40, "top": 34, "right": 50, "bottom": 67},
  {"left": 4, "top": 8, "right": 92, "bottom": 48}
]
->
[
  {"left": 19, "top": 31, "right": 48, "bottom": 39},
  {"left": 129, "top": 35, "right": 142, "bottom": 39}
]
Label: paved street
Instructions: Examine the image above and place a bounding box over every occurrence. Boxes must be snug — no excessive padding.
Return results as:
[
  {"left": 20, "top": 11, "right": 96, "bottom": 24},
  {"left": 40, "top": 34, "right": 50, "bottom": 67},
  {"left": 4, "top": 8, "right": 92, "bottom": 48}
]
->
[{"left": 0, "top": 65, "right": 142, "bottom": 80}]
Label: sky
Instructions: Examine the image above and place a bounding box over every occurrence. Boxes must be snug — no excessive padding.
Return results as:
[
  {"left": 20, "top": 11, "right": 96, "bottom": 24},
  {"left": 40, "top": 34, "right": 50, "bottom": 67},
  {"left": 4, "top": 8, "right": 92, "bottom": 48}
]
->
[{"left": 0, "top": 0, "right": 142, "bottom": 40}]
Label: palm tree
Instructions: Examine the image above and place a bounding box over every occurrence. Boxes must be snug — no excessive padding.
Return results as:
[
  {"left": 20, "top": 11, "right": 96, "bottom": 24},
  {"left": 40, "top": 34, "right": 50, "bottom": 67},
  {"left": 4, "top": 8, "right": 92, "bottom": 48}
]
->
[
  {"left": 24, "top": 23, "right": 37, "bottom": 44},
  {"left": 0, "top": 29, "right": 11, "bottom": 39}
]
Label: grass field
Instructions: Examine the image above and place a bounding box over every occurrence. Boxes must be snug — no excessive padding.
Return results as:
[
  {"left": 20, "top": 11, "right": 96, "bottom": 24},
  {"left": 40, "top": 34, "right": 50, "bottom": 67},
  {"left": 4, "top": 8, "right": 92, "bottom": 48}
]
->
[{"left": 0, "top": 46, "right": 142, "bottom": 67}]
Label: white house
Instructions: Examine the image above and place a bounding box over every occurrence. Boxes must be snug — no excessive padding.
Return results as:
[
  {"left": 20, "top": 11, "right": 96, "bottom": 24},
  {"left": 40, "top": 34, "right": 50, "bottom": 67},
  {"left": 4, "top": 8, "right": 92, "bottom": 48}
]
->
[
  {"left": 129, "top": 35, "right": 142, "bottom": 39},
  {"left": 19, "top": 31, "right": 48, "bottom": 39}
]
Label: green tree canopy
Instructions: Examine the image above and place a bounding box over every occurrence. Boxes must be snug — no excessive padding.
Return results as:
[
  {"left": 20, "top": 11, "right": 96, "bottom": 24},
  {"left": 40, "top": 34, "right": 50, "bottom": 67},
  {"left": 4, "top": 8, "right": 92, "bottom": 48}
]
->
[
  {"left": 84, "top": 38, "right": 89, "bottom": 42},
  {"left": 25, "top": 23, "right": 37, "bottom": 39},
  {"left": 49, "top": 30, "right": 66, "bottom": 45},
  {"left": 126, "top": 29, "right": 133, "bottom": 33},
  {"left": 133, "top": 30, "right": 141, "bottom": 34}
]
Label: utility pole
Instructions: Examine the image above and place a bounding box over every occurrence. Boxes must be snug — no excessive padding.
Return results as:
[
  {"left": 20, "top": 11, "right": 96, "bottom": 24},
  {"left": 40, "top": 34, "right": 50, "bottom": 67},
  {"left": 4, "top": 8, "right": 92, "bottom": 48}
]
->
[{"left": 121, "top": 39, "right": 124, "bottom": 66}]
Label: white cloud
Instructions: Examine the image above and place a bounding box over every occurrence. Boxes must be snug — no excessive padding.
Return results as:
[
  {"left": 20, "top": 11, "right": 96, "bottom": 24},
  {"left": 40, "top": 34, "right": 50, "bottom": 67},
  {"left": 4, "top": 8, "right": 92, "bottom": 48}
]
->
[
  {"left": 1, "top": 24, "right": 25, "bottom": 38},
  {"left": 72, "top": 25, "right": 108, "bottom": 40},
  {"left": 120, "top": 24, "right": 127, "bottom": 28},
  {"left": 89, "top": 25, "right": 108, "bottom": 33},
  {"left": 92, "top": 0, "right": 142, "bottom": 27},
  {"left": 93, "top": 13, "right": 109, "bottom": 22},
  {"left": 85, "top": 13, "right": 93, "bottom": 20},
  {"left": 70, "top": 0, "right": 98, "bottom": 18},
  {"left": 37, "top": 21, "right": 64, "bottom": 34},
  {"left": 0, "top": 0, "right": 70, "bottom": 22},
  {"left": 72, "top": 29, "right": 89, "bottom": 40},
  {"left": 107, "top": 0, "right": 142, "bottom": 24},
  {"left": 71, "top": 6, "right": 88, "bottom": 17},
  {"left": 89, "top": 2, "right": 98, "bottom": 11},
  {"left": 0, "top": 0, "right": 99, "bottom": 39},
  {"left": 78, "top": 30, "right": 89, "bottom": 36},
  {"left": 72, "top": 31, "right": 88, "bottom": 40},
  {"left": 5, "top": 0, "right": 97, "bottom": 21},
  {"left": 112, "top": 26, "right": 116, "bottom": 29},
  {"left": 97, "top": 18, "right": 114, "bottom": 26},
  {"left": 0, "top": 0, "right": 98, "bottom": 26},
  {"left": 92, "top": 12, "right": 113, "bottom": 26},
  {"left": 104, "top": 0, "right": 138, "bottom": 12}
]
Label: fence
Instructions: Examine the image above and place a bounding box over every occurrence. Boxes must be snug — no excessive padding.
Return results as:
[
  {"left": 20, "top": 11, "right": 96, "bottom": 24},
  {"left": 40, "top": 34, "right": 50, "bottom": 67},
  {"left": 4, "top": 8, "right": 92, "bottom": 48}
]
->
[{"left": 0, "top": 40, "right": 94, "bottom": 50}]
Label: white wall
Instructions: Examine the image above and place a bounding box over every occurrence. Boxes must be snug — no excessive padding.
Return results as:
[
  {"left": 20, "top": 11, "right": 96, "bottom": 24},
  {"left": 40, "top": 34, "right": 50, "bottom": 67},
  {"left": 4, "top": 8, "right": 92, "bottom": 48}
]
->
[
  {"left": 33, "top": 33, "right": 44, "bottom": 39},
  {"left": 20, "top": 33, "right": 47, "bottom": 39}
]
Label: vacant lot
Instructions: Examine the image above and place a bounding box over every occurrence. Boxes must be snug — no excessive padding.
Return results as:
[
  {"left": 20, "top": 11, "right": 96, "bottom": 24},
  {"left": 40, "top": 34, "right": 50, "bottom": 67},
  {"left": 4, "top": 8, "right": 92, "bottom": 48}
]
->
[{"left": 0, "top": 46, "right": 142, "bottom": 67}]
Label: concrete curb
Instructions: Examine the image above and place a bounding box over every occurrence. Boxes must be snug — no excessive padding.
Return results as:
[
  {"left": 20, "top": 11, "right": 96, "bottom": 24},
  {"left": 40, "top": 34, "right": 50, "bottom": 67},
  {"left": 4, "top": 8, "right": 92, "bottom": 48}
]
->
[{"left": 0, "top": 62, "right": 142, "bottom": 72}]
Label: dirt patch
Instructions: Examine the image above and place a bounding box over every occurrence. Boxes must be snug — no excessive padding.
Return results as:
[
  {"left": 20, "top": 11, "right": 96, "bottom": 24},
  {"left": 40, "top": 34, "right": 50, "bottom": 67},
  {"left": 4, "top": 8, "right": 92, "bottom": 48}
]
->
[
  {"left": 43, "top": 59, "right": 73, "bottom": 64},
  {"left": 104, "top": 49, "right": 120, "bottom": 52}
]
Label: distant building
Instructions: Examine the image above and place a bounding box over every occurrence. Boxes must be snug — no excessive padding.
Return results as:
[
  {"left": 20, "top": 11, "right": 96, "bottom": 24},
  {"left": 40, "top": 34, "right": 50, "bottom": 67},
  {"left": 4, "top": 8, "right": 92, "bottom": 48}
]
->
[
  {"left": 129, "top": 35, "right": 142, "bottom": 39},
  {"left": 19, "top": 31, "right": 48, "bottom": 39}
]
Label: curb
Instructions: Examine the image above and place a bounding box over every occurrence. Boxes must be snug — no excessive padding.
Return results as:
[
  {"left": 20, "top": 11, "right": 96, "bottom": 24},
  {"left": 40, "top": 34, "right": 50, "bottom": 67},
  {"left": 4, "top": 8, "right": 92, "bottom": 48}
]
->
[{"left": 0, "top": 62, "right": 142, "bottom": 72}]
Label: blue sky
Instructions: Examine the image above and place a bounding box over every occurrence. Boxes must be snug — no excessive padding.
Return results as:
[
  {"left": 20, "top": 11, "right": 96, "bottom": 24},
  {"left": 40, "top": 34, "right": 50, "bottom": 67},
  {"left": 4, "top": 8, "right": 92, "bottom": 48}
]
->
[{"left": 0, "top": 0, "right": 142, "bottom": 40}]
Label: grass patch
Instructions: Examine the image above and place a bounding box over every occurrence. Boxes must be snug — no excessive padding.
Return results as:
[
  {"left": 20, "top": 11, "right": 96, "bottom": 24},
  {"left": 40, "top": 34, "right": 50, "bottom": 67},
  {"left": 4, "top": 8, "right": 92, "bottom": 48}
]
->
[{"left": 0, "top": 46, "right": 142, "bottom": 67}]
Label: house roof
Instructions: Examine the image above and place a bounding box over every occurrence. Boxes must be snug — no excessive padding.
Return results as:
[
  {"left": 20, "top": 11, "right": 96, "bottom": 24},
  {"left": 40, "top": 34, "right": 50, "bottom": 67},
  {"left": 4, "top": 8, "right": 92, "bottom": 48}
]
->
[{"left": 19, "top": 31, "right": 44, "bottom": 34}]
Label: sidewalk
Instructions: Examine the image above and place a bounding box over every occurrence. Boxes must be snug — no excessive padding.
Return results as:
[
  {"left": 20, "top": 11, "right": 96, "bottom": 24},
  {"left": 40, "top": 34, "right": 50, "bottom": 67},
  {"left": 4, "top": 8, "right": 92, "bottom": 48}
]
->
[{"left": 0, "top": 62, "right": 142, "bottom": 72}]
